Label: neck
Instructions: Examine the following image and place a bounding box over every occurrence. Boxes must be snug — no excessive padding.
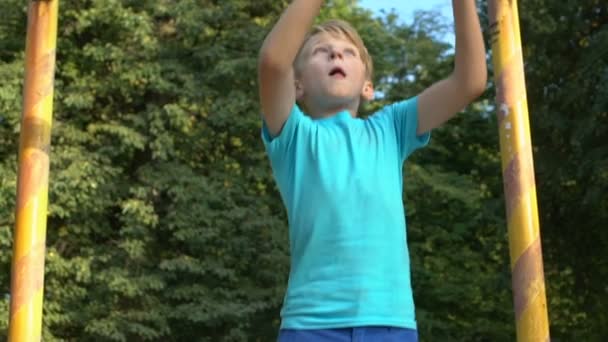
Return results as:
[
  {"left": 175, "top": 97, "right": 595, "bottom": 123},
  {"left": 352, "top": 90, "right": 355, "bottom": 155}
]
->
[{"left": 303, "top": 99, "right": 360, "bottom": 119}]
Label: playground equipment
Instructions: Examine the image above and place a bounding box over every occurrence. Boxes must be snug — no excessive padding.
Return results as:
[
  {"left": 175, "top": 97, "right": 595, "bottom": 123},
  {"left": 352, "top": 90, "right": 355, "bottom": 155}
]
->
[
  {"left": 9, "top": 0, "right": 58, "bottom": 341},
  {"left": 489, "top": 0, "right": 550, "bottom": 340}
]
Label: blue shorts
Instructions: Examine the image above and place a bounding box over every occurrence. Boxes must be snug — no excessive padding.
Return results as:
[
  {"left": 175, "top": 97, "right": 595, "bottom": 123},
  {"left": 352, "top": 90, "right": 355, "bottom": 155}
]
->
[{"left": 278, "top": 327, "right": 418, "bottom": 342}]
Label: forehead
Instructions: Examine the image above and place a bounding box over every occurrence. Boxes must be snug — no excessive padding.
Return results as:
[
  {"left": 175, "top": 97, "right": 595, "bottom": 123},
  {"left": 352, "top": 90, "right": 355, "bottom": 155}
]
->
[{"left": 304, "top": 32, "right": 357, "bottom": 50}]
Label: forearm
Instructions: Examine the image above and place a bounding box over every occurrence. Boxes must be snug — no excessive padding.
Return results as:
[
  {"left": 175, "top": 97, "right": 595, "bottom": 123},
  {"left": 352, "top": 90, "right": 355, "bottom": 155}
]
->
[
  {"left": 259, "top": 0, "right": 324, "bottom": 70},
  {"left": 416, "top": 0, "right": 487, "bottom": 133},
  {"left": 452, "top": 0, "right": 487, "bottom": 95}
]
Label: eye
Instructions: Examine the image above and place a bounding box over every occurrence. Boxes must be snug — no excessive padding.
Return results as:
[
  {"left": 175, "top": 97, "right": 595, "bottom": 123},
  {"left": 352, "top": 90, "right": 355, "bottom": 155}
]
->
[
  {"left": 313, "top": 47, "right": 329, "bottom": 54},
  {"left": 344, "top": 48, "right": 357, "bottom": 56}
]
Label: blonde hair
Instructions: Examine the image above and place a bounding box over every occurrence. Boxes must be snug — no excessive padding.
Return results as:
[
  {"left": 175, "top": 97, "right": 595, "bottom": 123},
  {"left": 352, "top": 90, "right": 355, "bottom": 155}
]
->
[{"left": 295, "top": 20, "right": 374, "bottom": 80}]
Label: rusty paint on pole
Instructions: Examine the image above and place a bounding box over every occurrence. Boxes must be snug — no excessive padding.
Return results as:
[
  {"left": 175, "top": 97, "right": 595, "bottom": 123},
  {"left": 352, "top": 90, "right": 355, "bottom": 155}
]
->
[
  {"left": 9, "top": 1, "right": 58, "bottom": 341},
  {"left": 488, "top": 0, "right": 550, "bottom": 341}
]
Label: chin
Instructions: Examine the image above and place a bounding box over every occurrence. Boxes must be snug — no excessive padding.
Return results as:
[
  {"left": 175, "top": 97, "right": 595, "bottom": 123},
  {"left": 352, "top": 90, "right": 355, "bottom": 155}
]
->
[
  {"left": 324, "top": 97, "right": 356, "bottom": 110},
  {"left": 323, "top": 87, "right": 352, "bottom": 98},
  {"left": 329, "top": 92, "right": 358, "bottom": 102}
]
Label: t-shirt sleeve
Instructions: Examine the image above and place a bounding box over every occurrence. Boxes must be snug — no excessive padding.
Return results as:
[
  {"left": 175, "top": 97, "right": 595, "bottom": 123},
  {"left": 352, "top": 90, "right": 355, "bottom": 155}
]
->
[
  {"left": 261, "top": 104, "right": 307, "bottom": 164},
  {"left": 386, "top": 96, "right": 431, "bottom": 161}
]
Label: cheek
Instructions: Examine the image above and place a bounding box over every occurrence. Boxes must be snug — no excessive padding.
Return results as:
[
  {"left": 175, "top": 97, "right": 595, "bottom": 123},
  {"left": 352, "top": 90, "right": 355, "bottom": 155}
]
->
[
  {"left": 301, "top": 64, "right": 325, "bottom": 84},
  {"left": 351, "top": 68, "right": 367, "bottom": 85},
  {"left": 347, "top": 60, "right": 365, "bottom": 77},
  {"left": 309, "top": 59, "right": 326, "bottom": 74}
]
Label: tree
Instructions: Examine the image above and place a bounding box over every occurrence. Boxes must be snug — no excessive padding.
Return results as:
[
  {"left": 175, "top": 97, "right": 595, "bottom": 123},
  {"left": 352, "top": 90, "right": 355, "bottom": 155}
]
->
[
  {"left": 3, "top": 0, "right": 604, "bottom": 340},
  {"left": 515, "top": 0, "right": 608, "bottom": 339}
]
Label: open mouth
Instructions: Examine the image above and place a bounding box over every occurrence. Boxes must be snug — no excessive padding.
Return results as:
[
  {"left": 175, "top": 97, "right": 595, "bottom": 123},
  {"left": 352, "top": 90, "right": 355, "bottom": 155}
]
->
[{"left": 329, "top": 67, "right": 346, "bottom": 78}]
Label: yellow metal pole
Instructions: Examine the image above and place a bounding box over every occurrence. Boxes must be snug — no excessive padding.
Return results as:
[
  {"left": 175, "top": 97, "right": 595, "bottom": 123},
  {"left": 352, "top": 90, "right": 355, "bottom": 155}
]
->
[
  {"left": 488, "top": 1, "right": 550, "bottom": 341},
  {"left": 9, "top": 0, "right": 59, "bottom": 341}
]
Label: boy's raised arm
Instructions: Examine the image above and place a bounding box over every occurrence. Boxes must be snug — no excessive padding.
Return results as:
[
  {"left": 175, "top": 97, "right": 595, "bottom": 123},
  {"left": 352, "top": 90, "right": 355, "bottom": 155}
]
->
[
  {"left": 416, "top": 0, "right": 487, "bottom": 135},
  {"left": 258, "top": 0, "right": 323, "bottom": 137}
]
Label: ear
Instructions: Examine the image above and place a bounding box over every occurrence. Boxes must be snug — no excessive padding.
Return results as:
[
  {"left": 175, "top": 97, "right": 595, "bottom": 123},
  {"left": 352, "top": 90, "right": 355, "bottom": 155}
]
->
[
  {"left": 295, "top": 79, "right": 305, "bottom": 101},
  {"left": 361, "top": 80, "right": 375, "bottom": 101}
]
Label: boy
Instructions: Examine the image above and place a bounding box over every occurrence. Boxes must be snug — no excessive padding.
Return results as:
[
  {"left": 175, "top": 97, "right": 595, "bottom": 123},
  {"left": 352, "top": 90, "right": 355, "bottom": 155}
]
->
[{"left": 258, "top": 1, "right": 486, "bottom": 341}]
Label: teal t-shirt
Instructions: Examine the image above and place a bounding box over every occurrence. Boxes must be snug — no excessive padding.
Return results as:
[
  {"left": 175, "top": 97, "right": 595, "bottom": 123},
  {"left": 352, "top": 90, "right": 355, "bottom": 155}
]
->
[{"left": 261, "top": 97, "right": 430, "bottom": 330}]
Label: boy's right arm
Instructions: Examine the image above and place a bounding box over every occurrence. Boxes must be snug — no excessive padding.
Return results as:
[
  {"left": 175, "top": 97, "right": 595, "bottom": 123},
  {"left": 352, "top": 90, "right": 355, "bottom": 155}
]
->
[{"left": 258, "top": 0, "right": 323, "bottom": 137}]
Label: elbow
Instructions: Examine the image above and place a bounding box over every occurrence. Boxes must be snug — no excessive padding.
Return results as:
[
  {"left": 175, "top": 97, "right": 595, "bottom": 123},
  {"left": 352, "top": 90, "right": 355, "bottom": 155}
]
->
[
  {"left": 453, "top": 63, "right": 488, "bottom": 101},
  {"left": 258, "top": 49, "right": 292, "bottom": 75},
  {"left": 463, "top": 71, "right": 488, "bottom": 102},
  {"left": 469, "top": 76, "right": 487, "bottom": 100}
]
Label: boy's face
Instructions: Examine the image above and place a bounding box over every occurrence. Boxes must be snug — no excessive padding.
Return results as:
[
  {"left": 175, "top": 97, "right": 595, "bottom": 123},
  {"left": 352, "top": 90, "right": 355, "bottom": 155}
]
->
[{"left": 295, "top": 32, "right": 373, "bottom": 113}]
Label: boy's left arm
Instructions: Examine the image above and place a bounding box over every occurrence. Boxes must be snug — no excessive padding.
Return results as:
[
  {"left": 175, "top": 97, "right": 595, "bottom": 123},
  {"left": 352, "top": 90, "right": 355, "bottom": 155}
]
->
[{"left": 417, "top": 0, "right": 487, "bottom": 135}]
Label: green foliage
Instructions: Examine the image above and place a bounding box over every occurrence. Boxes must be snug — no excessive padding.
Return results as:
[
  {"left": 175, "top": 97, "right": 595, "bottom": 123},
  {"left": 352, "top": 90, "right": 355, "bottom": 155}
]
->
[
  {"left": 517, "top": 0, "right": 608, "bottom": 339},
  {"left": 0, "top": 0, "right": 605, "bottom": 340}
]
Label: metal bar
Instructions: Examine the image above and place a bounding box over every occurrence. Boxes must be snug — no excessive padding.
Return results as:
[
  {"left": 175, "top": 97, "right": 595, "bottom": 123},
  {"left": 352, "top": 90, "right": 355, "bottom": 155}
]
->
[
  {"left": 9, "top": 1, "right": 59, "bottom": 341},
  {"left": 488, "top": 1, "right": 550, "bottom": 341}
]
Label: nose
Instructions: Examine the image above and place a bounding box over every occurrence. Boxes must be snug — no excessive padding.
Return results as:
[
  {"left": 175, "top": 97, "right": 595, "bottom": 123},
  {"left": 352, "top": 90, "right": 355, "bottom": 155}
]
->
[{"left": 330, "top": 49, "right": 343, "bottom": 60}]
